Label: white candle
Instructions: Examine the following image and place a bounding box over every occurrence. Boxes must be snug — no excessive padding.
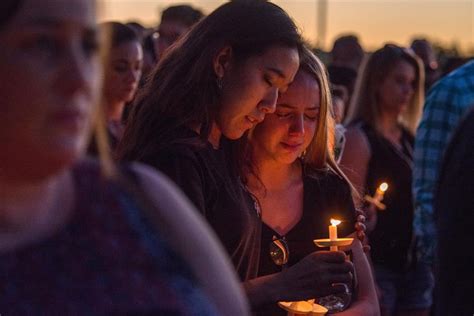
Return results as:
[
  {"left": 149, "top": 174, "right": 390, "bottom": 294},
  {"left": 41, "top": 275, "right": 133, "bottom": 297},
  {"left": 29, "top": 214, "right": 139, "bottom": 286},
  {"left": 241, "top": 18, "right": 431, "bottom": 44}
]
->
[
  {"left": 374, "top": 182, "right": 388, "bottom": 202},
  {"left": 329, "top": 219, "right": 341, "bottom": 251}
]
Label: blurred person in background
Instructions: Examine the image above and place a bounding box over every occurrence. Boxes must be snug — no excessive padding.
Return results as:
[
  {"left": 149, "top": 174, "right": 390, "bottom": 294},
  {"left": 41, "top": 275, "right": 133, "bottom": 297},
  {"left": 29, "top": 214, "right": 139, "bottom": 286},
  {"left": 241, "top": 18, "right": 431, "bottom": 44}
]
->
[
  {"left": 126, "top": 21, "right": 148, "bottom": 39},
  {"left": 329, "top": 34, "right": 364, "bottom": 72},
  {"left": 100, "top": 22, "right": 143, "bottom": 149},
  {"left": 327, "top": 34, "right": 364, "bottom": 117},
  {"left": 0, "top": 0, "right": 249, "bottom": 314},
  {"left": 410, "top": 38, "right": 440, "bottom": 92},
  {"left": 435, "top": 107, "right": 474, "bottom": 316},
  {"left": 341, "top": 44, "right": 429, "bottom": 316},
  {"left": 412, "top": 59, "right": 474, "bottom": 314},
  {"left": 331, "top": 84, "right": 349, "bottom": 162},
  {"left": 154, "top": 4, "right": 203, "bottom": 61}
]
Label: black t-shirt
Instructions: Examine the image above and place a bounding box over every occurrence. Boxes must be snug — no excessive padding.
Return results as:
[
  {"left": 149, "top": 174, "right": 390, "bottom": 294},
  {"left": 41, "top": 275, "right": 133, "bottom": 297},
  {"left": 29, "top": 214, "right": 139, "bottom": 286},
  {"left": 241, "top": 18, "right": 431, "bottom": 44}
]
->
[
  {"left": 256, "top": 168, "right": 356, "bottom": 316},
  {"left": 435, "top": 108, "right": 474, "bottom": 316},
  {"left": 140, "top": 128, "right": 261, "bottom": 281},
  {"left": 361, "top": 122, "right": 415, "bottom": 272}
]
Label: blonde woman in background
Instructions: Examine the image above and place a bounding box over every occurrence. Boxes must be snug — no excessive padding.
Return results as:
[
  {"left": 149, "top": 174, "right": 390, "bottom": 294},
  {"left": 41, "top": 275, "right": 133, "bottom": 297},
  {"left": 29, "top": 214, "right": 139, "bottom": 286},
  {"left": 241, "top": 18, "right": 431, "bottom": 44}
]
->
[{"left": 340, "top": 44, "right": 429, "bottom": 316}]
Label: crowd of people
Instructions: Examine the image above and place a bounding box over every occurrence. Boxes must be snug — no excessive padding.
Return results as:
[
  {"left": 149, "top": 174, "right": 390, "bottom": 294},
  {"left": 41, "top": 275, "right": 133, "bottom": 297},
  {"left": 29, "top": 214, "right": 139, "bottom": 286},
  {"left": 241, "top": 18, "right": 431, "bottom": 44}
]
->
[{"left": 1, "top": 0, "right": 473, "bottom": 315}]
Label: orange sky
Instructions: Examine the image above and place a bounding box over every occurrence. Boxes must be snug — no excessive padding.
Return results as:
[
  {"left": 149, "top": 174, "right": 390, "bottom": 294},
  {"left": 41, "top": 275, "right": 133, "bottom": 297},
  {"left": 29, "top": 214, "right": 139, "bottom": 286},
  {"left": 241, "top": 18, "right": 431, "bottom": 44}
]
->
[{"left": 100, "top": 0, "right": 473, "bottom": 54}]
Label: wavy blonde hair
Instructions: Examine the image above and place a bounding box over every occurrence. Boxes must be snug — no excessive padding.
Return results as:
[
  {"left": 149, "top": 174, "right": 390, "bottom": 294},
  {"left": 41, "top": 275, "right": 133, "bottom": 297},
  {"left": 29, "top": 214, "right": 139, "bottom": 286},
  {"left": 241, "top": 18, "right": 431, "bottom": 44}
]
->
[{"left": 297, "top": 47, "right": 354, "bottom": 193}]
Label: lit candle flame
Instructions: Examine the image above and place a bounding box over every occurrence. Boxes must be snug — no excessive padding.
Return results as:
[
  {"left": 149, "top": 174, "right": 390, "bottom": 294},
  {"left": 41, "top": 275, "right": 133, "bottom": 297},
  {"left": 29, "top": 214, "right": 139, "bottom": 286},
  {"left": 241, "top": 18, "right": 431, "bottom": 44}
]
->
[
  {"left": 330, "top": 219, "right": 341, "bottom": 226},
  {"left": 379, "top": 182, "right": 388, "bottom": 192}
]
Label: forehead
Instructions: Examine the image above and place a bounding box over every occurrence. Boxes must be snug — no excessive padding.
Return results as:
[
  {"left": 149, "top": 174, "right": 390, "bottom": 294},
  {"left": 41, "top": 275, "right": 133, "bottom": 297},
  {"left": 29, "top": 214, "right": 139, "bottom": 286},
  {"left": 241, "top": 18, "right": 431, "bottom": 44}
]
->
[
  {"left": 110, "top": 41, "right": 143, "bottom": 60},
  {"left": 391, "top": 59, "right": 416, "bottom": 76},
  {"left": 278, "top": 70, "right": 321, "bottom": 108},
  {"left": 7, "top": 0, "right": 95, "bottom": 28},
  {"left": 261, "top": 45, "right": 299, "bottom": 67}
]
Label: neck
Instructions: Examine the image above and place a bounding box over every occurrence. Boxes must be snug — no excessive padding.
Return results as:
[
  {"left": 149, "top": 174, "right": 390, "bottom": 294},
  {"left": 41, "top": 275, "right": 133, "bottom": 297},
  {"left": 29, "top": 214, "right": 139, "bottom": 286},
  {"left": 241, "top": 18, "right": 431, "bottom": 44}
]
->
[
  {"left": 106, "top": 100, "right": 126, "bottom": 122},
  {"left": 248, "top": 154, "right": 300, "bottom": 192},
  {"left": 376, "top": 110, "right": 400, "bottom": 134},
  {"left": 0, "top": 170, "right": 73, "bottom": 234}
]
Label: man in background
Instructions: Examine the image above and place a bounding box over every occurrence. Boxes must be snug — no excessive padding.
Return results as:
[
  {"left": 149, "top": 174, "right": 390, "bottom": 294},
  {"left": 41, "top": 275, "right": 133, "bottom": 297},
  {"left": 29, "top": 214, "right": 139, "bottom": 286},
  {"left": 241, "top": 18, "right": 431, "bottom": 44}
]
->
[{"left": 154, "top": 5, "right": 203, "bottom": 61}]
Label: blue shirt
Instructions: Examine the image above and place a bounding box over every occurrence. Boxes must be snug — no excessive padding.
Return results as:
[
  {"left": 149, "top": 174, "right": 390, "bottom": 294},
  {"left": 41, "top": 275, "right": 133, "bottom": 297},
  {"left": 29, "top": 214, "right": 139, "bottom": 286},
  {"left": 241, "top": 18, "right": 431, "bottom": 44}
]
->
[{"left": 413, "top": 60, "right": 474, "bottom": 264}]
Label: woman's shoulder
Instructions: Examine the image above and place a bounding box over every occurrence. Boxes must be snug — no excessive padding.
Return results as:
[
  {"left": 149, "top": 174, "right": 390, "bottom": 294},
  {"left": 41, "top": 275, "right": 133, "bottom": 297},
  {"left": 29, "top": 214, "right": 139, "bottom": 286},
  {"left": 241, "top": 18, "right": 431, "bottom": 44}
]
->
[
  {"left": 120, "top": 162, "right": 251, "bottom": 315},
  {"left": 123, "top": 162, "right": 192, "bottom": 204},
  {"left": 304, "top": 167, "right": 350, "bottom": 192}
]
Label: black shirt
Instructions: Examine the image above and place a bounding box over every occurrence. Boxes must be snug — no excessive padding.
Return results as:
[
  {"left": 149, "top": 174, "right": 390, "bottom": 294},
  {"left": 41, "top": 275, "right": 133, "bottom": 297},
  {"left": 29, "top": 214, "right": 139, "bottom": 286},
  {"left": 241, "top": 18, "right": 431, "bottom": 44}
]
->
[
  {"left": 361, "top": 122, "right": 415, "bottom": 272},
  {"left": 256, "top": 168, "right": 356, "bottom": 316},
  {"left": 140, "top": 128, "right": 261, "bottom": 281},
  {"left": 435, "top": 108, "right": 474, "bottom": 316}
]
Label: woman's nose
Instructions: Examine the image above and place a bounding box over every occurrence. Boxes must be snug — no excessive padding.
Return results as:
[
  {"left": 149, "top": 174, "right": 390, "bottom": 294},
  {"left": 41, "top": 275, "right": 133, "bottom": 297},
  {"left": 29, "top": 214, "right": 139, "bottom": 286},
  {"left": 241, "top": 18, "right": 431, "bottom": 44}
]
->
[{"left": 258, "top": 87, "right": 278, "bottom": 114}]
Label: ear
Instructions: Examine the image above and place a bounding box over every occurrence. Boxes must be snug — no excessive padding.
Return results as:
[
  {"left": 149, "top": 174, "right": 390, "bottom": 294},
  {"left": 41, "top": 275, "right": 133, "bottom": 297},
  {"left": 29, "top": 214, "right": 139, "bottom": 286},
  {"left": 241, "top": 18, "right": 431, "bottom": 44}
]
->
[{"left": 213, "top": 46, "right": 233, "bottom": 79}]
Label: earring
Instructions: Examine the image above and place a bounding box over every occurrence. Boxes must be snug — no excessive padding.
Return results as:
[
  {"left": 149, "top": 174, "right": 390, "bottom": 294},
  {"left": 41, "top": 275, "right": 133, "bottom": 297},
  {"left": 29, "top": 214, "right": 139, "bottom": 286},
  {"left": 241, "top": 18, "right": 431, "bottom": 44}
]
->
[
  {"left": 216, "top": 77, "right": 223, "bottom": 90},
  {"left": 300, "top": 149, "right": 307, "bottom": 161}
]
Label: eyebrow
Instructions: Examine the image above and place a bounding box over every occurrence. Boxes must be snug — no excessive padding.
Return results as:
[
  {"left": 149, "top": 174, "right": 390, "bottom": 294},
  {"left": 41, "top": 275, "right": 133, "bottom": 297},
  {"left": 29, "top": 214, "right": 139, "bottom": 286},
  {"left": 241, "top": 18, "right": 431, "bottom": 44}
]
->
[
  {"left": 277, "top": 104, "right": 320, "bottom": 111},
  {"left": 19, "top": 18, "right": 96, "bottom": 34}
]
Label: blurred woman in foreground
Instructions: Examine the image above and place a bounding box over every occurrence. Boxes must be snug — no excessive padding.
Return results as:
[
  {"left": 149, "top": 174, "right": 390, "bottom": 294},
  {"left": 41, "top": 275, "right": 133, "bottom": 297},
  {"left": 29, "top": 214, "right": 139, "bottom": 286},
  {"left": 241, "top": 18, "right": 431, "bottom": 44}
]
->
[{"left": 0, "top": 0, "right": 248, "bottom": 314}]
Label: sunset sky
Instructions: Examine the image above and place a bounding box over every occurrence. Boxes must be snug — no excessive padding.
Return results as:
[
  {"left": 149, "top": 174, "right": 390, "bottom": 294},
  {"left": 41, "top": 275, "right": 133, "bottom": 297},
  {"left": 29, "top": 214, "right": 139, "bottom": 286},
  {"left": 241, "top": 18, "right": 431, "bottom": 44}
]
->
[{"left": 100, "top": 0, "right": 474, "bottom": 54}]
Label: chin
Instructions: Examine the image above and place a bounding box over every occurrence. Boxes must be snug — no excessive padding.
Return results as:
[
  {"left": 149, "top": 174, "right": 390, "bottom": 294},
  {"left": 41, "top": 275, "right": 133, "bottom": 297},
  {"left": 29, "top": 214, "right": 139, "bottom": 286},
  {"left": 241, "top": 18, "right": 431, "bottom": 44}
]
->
[
  {"left": 46, "top": 134, "right": 88, "bottom": 161},
  {"left": 275, "top": 153, "right": 300, "bottom": 165},
  {"left": 222, "top": 126, "right": 246, "bottom": 140}
]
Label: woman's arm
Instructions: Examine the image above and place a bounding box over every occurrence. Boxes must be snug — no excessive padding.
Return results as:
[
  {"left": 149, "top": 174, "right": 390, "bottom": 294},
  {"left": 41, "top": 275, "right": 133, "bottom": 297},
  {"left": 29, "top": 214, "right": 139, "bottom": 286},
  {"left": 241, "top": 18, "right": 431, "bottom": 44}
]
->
[
  {"left": 336, "top": 240, "right": 380, "bottom": 316},
  {"left": 339, "top": 126, "right": 378, "bottom": 233},
  {"left": 339, "top": 126, "right": 371, "bottom": 208},
  {"left": 130, "top": 162, "right": 250, "bottom": 316}
]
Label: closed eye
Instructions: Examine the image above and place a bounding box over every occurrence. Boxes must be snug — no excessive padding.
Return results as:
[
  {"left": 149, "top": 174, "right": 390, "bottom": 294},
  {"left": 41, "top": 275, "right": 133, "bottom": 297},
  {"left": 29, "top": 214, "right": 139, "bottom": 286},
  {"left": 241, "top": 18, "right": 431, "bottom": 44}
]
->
[
  {"left": 264, "top": 75, "right": 274, "bottom": 87},
  {"left": 276, "top": 112, "right": 291, "bottom": 118}
]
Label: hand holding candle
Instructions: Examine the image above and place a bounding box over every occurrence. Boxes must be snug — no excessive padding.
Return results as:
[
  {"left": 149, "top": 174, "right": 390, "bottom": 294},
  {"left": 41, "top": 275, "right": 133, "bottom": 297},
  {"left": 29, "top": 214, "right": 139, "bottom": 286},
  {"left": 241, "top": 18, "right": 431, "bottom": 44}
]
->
[
  {"left": 364, "top": 182, "right": 389, "bottom": 210},
  {"left": 374, "top": 182, "right": 388, "bottom": 202}
]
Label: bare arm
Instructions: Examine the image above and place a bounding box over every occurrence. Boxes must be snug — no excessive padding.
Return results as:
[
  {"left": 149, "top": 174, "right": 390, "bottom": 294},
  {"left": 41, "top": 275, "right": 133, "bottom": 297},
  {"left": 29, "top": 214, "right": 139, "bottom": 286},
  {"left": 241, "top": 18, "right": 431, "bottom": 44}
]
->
[
  {"left": 339, "top": 126, "right": 371, "bottom": 208},
  {"left": 130, "top": 163, "right": 250, "bottom": 316},
  {"left": 336, "top": 240, "right": 380, "bottom": 316}
]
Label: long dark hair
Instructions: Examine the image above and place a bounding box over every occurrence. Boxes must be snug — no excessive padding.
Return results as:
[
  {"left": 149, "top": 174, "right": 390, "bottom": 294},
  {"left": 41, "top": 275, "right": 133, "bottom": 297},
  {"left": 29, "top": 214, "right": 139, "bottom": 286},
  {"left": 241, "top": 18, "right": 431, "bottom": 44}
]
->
[
  {"left": 117, "top": 1, "right": 302, "bottom": 161},
  {"left": 100, "top": 21, "right": 139, "bottom": 49},
  {"left": 0, "top": 0, "right": 24, "bottom": 28}
]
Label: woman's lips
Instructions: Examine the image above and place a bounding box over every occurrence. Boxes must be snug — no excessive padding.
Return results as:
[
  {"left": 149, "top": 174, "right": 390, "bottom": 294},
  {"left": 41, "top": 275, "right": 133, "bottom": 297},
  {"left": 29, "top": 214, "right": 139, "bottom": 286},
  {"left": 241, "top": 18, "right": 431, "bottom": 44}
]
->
[
  {"left": 281, "top": 142, "right": 304, "bottom": 151},
  {"left": 52, "top": 108, "right": 86, "bottom": 131},
  {"left": 246, "top": 115, "right": 264, "bottom": 124}
]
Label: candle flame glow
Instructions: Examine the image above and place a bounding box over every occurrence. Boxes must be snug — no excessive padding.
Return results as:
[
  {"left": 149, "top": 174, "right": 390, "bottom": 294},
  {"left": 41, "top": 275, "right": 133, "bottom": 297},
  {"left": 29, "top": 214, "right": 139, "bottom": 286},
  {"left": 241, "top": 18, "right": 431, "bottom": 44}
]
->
[
  {"left": 330, "top": 219, "right": 341, "bottom": 226},
  {"left": 379, "top": 182, "right": 388, "bottom": 192}
]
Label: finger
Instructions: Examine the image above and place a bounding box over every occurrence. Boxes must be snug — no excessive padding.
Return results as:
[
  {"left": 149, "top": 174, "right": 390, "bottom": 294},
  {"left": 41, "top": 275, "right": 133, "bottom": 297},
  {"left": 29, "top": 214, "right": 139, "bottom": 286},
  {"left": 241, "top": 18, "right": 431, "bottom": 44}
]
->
[
  {"left": 326, "top": 261, "right": 354, "bottom": 274},
  {"left": 355, "top": 222, "right": 366, "bottom": 232},
  {"left": 363, "top": 244, "right": 371, "bottom": 253},
  {"left": 309, "top": 250, "right": 346, "bottom": 263},
  {"left": 357, "top": 214, "right": 366, "bottom": 223}
]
